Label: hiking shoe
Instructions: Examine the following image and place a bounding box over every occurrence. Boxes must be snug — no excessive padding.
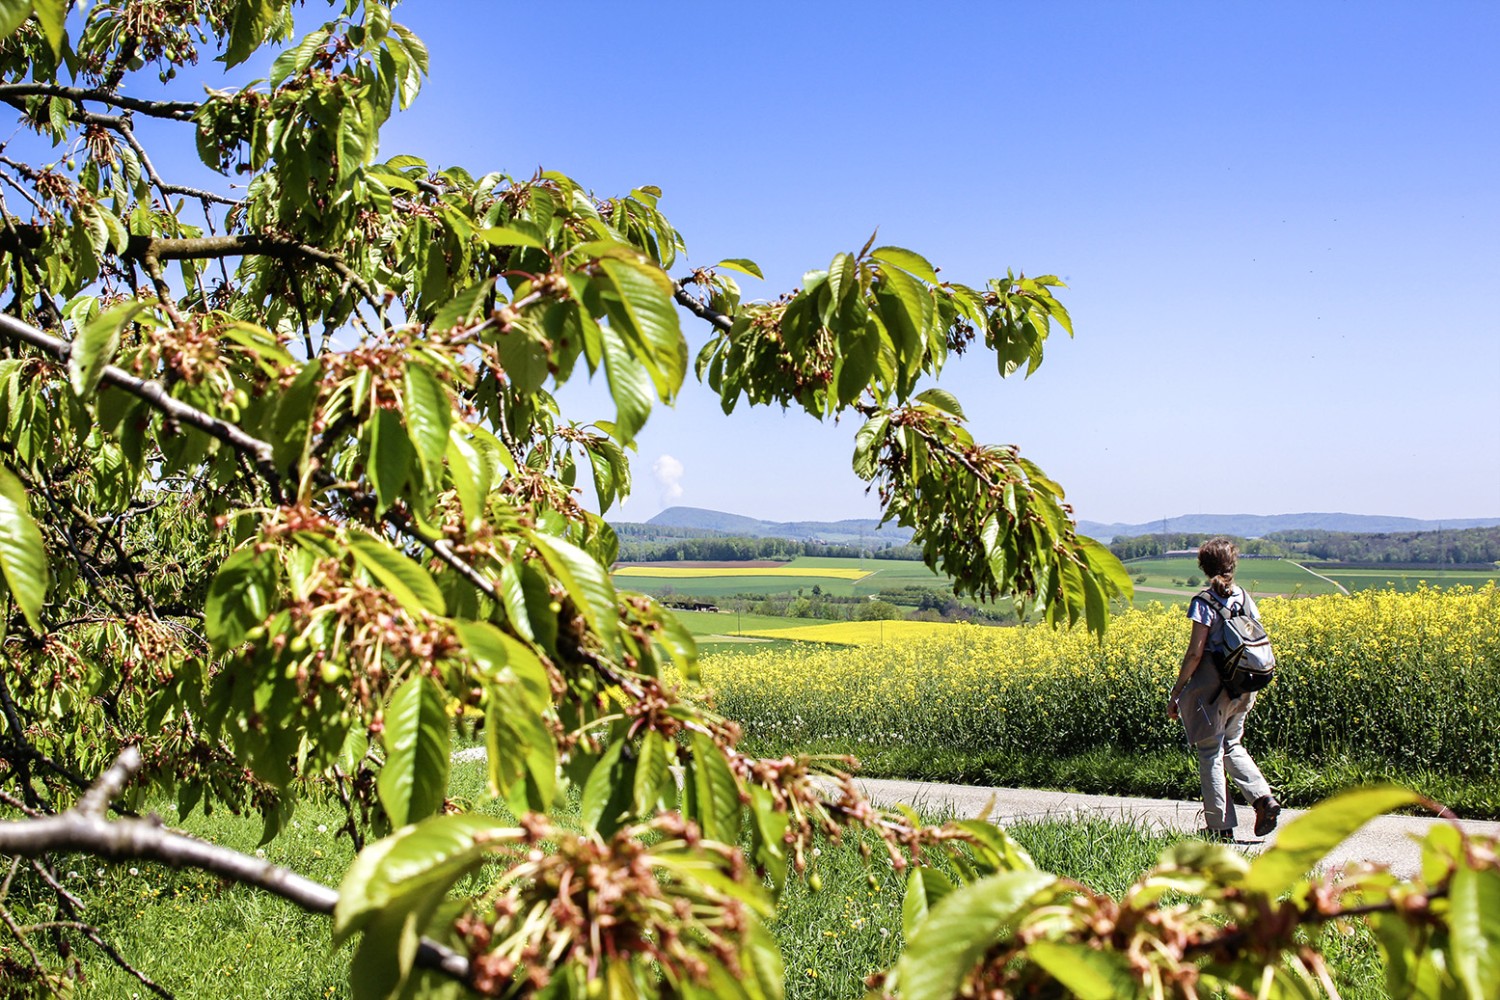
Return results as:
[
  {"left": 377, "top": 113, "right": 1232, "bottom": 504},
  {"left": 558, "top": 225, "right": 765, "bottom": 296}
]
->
[{"left": 1253, "top": 795, "right": 1282, "bottom": 837}]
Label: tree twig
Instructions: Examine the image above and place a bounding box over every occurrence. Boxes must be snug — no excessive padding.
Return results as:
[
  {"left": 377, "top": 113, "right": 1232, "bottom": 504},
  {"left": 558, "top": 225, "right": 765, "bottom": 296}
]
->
[{"left": 0, "top": 748, "right": 473, "bottom": 984}]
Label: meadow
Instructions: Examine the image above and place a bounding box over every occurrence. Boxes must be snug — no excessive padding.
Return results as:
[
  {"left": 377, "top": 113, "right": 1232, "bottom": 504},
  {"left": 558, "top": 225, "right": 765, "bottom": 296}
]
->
[
  {"left": 1122, "top": 556, "right": 1345, "bottom": 604},
  {"left": 1321, "top": 566, "right": 1499, "bottom": 592},
  {"left": 13, "top": 761, "right": 1390, "bottom": 1000},
  {"left": 689, "top": 586, "right": 1500, "bottom": 817}
]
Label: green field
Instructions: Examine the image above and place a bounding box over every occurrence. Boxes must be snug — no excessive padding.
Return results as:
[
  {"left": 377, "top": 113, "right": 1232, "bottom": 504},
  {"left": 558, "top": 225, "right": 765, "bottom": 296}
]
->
[
  {"left": 1321, "top": 567, "right": 1499, "bottom": 592},
  {"left": 1123, "top": 556, "right": 1344, "bottom": 605},
  {"left": 670, "top": 609, "right": 806, "bottom": 634}
]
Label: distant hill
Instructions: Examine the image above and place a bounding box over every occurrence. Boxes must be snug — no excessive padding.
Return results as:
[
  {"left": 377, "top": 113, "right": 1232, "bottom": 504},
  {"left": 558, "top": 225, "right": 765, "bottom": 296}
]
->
[
  {"left": 639, "top": 506, "right": 914, "bottom": 546},
  {"left": 1077, "top": 513, "right": 1500, "bottom": 543},
  {"left": 624, "top": 507, "right": 1500, "bottom": 546}
]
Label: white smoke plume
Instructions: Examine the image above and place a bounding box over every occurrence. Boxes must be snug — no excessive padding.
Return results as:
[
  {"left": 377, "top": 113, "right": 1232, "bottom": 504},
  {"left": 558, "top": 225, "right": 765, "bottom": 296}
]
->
[{"left": 652, "top": 454, "right": 685, "bottom": 504}]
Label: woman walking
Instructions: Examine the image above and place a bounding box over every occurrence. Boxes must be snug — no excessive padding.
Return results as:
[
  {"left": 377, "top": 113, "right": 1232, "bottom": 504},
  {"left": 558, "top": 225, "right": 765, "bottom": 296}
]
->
[{"left": 1166, "top": 537, "right": 1281, "bottom": 840}]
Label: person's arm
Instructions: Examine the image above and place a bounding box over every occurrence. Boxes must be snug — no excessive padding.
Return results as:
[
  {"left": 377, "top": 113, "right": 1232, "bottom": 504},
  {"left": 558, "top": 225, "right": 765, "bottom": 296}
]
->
[{"left": 1167, "top": 620, "right": 1211, "bottom": 721}]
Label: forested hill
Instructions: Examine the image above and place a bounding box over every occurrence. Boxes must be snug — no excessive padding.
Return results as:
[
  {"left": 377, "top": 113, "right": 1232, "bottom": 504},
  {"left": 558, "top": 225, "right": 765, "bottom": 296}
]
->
[
  {"left": 627, "top": 507, "right": 915, "bottom": 545},
  {"left": 610, "top": 526, "right": 921, "bottom": 563},
  {"left": 1109, "top": 526, "right": 1500, "bottom": 566},
  {"left": 1267, "top": 526, "right": 1500, "bottom": 565},
  {"left": 1080, "top": 512, "right": 1500, "bottom": 541}
]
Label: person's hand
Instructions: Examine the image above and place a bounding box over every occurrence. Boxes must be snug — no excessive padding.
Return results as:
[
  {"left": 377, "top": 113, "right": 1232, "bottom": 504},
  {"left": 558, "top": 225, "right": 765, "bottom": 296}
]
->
[{"left": 1166, "top": 696, "right": 1180, "bottom": 721}]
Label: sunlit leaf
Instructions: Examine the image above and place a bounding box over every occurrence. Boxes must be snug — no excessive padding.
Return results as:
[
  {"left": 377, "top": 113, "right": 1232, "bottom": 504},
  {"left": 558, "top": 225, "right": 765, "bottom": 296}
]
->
[
  {"left": 0, "top": 464, "right": 48, "bottom": 633},
  {"left": 376, "top": 676, "right": 451, "bottom": 828}
]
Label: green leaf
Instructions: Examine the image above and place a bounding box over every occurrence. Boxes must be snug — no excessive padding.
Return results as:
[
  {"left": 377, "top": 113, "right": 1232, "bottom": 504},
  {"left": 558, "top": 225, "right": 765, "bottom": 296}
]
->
[
  {"left": 687, "top": 732, "right": 741, "bottom": 844},
  {"left": 334, "top": 812, "right": 520, "bottom": 942},
  {"left": 70, "top": 302, "right": 144, "bottom": 399},
  {"left": 914, "top": 388, "right": 966, "bottom": 420},
  {"left": 368, "top": 407, "right": 414, "bottom": 514},
  {"left": 30, "top": 0, "right": 65, "bottom": 59},
  {"left": 600, "top": 325, "right": 655, "bottom": 443},
  {"left": 483, "top": 680, "right": 557, "bottom": 813},
  {"left": 633, "top": 729, "right": 671, "bottom": 815},
  {"left": 376, "top": 676, "right": 451, "bottom": 828},
  {"left": 271, "top": 358, "right": 323, "bottom": 476},
  {"left": 715, "top": 258, "right": 763, "bottom": 279},
  {"left": 402, "top": 363, "right": 452, "bottom": 467},
  {"left": 871, "top": 246, "right": 940, "bottom": 285},
  {"left": 348, "top": 534, "right": 447, "bottom": 618},
  {"left": 0, "top": 1, "right": 34, "bottom": 39},
  {"left": 0, "top": 464, "right": 48, "bottom": 633},
  {"left": 747, "top": 785, "right": 789, "bottom": 892},
  {"left": 527, "top": 531, "right": 618, "bottom": 647},
  {"left": 894, "top": 870, "right": 1057, "bottom": 1000},
  {"left": 1026, "top": 940, "right": 1136, "bottom": 999},
  {"left": 478, "top": 225, "right": 547, "bottom": 250},
  {"left": 1242, "top": 785, "right": 1422, "bottom": 898},
  {"left": 902, "top": 866, "right": 955, "bottom": 940},
  {"left": 1451, "top": 866, "right": 1500, "bottom": 1000},
  {"left": 454, "top": 619, "right": 549, "bottom": 710},
  {"left": 949, "top": 820, "right": 1036, "bottom": 874},
  {"left": 579, "top": 738, "right": 633, "bottom": 837},
  {"left": 204, "top": 546, "right": 279, "bottom": 653},
  {"left": 598, "top": 256, "right": 684, "bottom": 399}
]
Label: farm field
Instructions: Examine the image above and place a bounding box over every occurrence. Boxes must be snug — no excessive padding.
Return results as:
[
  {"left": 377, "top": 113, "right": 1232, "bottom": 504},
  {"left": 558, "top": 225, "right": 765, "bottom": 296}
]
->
[
  {"left": 1322, "top": 566, "right": 1499, "bottom": 592},
  {"left": 686, "top": 586, "right": 1500, "bottom": 817},
  {"left": 737, "top": 619, "right": 972, "bottom": 645},
  {"left": 1123, "top": 556, "right": 1343, "bottom": 602},
  {"left": 614, "top": 554, "right": 949, "bottom": 598},
  {"left": 669, "top": 608, "right": 806, "bottom": 634}
]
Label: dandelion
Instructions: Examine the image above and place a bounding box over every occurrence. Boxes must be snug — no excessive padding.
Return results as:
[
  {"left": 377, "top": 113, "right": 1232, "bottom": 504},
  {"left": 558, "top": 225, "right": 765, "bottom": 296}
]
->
[
  {"left": 128, "top": 867, "right": 139, "bottom": 876},
  {"left": 317, "top": 824, "right": 328, "bottom": 833}
]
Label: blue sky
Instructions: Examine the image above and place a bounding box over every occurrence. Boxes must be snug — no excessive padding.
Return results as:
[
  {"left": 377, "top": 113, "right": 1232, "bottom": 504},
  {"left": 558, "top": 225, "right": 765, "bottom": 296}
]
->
[{"left": 153, "top": 2, "right": 1500, "bottom": 524}]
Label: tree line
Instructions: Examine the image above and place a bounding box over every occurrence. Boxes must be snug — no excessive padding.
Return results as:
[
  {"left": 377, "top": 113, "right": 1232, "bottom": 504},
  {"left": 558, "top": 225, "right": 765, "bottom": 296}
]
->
[
  {"left": 1108, "top": 527, "right": 1500, "bottom": 566},
  {"left": 615, "top": 533, "right": 924, "bottom": 563},
  {"left": 1265, "top": 526, "right": 1500, "bottom": 565}
]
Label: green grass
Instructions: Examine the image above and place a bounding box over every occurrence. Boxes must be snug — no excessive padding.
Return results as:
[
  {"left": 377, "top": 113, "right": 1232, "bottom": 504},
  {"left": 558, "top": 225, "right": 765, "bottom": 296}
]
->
[
  {"left": 1322, "top": 567, "right": 1499, "bottom": 591},
  {"left": 6, "top": 755, "right": 1399, "bottom": 999},
  {"left": 1123, "top": 557, "right": 1343, "bottom": 600}
]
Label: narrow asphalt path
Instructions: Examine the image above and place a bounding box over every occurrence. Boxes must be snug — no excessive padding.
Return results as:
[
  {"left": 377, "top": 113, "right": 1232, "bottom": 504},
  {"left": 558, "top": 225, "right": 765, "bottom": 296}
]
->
[
  {"left": 844, "top": 777, "right": 1500, "bottom": 879},
  {"left": 452, "top": 748, "right": 1499, "bottom": 880}
]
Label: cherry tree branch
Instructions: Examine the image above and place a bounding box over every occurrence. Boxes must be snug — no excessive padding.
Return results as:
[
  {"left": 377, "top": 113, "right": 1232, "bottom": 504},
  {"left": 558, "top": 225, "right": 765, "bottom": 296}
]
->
[
  {"left": 0, "top": 84, "right": 198, "bottom": 121},
  {"left": 0, "top": 747, "right": 473, "bottom": 983}
]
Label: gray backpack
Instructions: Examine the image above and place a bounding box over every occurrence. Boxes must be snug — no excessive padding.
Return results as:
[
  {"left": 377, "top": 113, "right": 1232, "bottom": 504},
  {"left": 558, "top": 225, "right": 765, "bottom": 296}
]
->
[{"left": 1197, "top": 588, "right": 1276, "bottom": 699}]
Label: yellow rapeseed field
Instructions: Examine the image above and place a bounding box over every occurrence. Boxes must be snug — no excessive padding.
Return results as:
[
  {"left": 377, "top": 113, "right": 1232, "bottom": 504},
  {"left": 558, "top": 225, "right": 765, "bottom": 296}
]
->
[
  {"left": 738, "top": 620, "right": 963, "bottom": 645},
  {"left": 688, "top": 586, "right": 1500, "bottom": 779}
]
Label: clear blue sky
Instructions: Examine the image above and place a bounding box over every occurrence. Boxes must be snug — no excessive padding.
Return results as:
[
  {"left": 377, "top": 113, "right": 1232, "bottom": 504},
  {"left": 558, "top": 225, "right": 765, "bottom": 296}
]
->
[{"left": 193, "top": 2, "right": 1500, "bottom": 524}]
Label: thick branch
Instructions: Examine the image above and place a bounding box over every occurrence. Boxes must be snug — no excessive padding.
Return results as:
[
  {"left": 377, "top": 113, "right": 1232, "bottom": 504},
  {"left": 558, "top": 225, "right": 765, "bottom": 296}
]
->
[
  {"left": 0, "top": 748, "right": 472, "bottom": 983},
  {"left": 0, "top": 84, "right": 197, "bottom": 121},
  {"left": 125, "top": 235, "right": 379, "bottom": 309},
  {"left": 672, "top": 282, "right": 733, "bottom": 332}
]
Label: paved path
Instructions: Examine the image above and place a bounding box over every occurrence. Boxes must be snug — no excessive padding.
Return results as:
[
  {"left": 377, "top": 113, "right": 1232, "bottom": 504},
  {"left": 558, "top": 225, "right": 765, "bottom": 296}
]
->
[
  {"left": 844, "top": 777, "right": 1500, "bottom": 879},
  {"left": 452, "top": 748, "right": 1498, "bottom": 879}
]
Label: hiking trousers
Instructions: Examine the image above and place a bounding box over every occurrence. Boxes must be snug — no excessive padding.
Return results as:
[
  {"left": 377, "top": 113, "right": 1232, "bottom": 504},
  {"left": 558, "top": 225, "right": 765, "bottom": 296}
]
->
[{"left": 1195, "top": 704, "right": 1272, "bottom": 832}]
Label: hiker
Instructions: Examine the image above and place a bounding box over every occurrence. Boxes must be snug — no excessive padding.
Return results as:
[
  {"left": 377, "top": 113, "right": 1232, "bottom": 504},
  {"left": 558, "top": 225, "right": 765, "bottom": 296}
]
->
[{"left": 1165, "top": 537, "right": 1281, "bottom": 840}]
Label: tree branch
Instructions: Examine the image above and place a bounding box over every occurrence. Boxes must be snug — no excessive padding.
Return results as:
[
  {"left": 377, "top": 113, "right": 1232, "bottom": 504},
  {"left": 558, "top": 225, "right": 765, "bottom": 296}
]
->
[
  {"left": 124, "top": 235, "right": 380, "bottom": 312},
  {"left": 0, "top": 313, "right": 282, "bottom": 486},
  {"left": 0, "top": 748, "right": 473, "bottom": 984},
  {"left": 0, "top": 84, "right": 197, "bottom": 121},
  {"left": 672, "top": 282, "right": 733, "bottom": 332}
]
